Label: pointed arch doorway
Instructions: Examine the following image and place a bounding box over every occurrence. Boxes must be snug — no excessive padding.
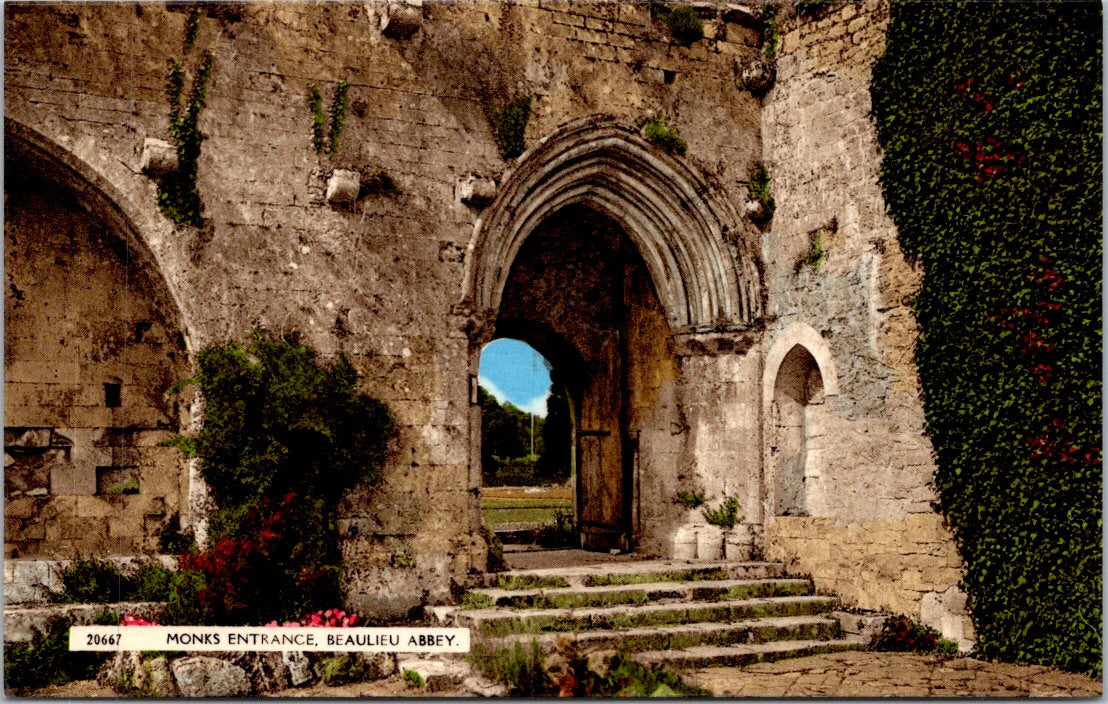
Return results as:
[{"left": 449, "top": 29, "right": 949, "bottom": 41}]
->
[
  {"left": 463, "top": 117, "right": 764, "bottom": 555},
  {"left": 491, "top": 204, "right": 676, "bottom": 550}
]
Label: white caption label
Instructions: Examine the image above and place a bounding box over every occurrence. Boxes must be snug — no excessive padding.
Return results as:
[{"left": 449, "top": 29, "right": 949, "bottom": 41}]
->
[{"left": 69, "top": 626, "right": 469, "bottom": 653}]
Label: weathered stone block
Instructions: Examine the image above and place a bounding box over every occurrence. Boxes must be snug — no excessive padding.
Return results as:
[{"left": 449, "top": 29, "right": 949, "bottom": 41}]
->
[
  {"left": 456, "top": 173, "right": 497, "bottom": 208},
  {"left": 325, "top": 169, "right": 361, "bottom": 204},
  {"left": 380, "top": 2, "right": 422, "bottom": 38},
  {"left": 282, "top": 650, "right": 313, "bottom": 686},
  {"left": 171, "top": 656, "right": 251, "bottom": 697},
  {"left": 139, "top": 138, "right": 177, "bottom": 177}
]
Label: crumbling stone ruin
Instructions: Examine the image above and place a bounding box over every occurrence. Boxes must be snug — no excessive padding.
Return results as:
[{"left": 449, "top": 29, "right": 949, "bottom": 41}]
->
[{"left": 4, "top": 0, "right": 973, "bottom": 646}]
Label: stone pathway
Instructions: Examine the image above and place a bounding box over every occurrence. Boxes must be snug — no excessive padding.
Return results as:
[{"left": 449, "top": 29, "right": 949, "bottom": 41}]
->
[
  {"left": 17, "top": 651, "right": 1102, "bottom": 698},
  {"left": 680, "top": 650, "right": 1102, "bottom": 698}
]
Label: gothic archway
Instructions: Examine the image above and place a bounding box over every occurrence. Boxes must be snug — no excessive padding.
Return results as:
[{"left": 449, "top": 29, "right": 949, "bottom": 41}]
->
[{"left": 464, "top": 117, "right": 763, "bottom": 552}]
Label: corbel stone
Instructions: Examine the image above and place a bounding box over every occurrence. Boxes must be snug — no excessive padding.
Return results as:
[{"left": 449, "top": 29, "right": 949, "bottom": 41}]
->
[
  {"left": 139, "top": 138, "right": 177, "bottom": 177},
  {"left": 738, "top": 55, "right": 776, "bottom": 95},
  {"left": 744, "top": 197, "right": 771, "bottom": 223},
  {"left": 380, "top": 2, "right": 422, "bottom": 39},
  {"left": 326, "top": 169, "right": 362, "bottom": 204},
  {"left": 456, "top": 173, "right": 498, "bottom": 209}
]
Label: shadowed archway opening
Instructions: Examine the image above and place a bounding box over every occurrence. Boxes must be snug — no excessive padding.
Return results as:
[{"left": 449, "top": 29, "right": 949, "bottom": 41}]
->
[
  {"left": 770, "top": 345, "right": 826, "bottom": 517},
  {"left": 493, "top": 204, "right": 677, "bottom": 551},
  {"left": 4, "top": 131, "right": 191, "bottom": 558}
]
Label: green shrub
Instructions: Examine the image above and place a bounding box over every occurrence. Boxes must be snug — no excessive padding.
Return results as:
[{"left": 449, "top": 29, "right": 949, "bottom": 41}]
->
[
  {"left": 488, "top": 95, "right": 532, "bottom": 160},
  {"left": 480, "top": 525, "right": 507, "bottom": 572},
  {"left": 3, "top": 617, "right": 114, "bottom": 692},
  {"left": 319, "top": 654, "right": 374, "bottom": 685},
  {"left": 750, "top": 162, "right": 775, "bottom": 220},
  {"left": 469, "top": 639, "right": 556, "bottom": 697},
  {"left": 53, "top": 560, "right": 127, "bottom": 604},
  {"left": 674, "top": 490, "right": 707, "bottom": 509},
  {"left": 402, "top": 669, "right": 425, "bottom": 688},
  {"left": 460, "top": 591, "right": 496, "bottom": 610},
  {"left": 797, "top": 231, "right": 825, "bottom": 271},
  {"left": 872, "top": 1, "right": 1101, "bottom": 677},
  {"left": 665, "top": 6, "right": 704, "bottom": 46},
  {"left": 557, "top": 649, "right": 709, "bottom": 697},
  {"left": 159, "top": 515, "right": 197, "bottom": 554},
  {"left": 872, "top": 615, "right": 958, "bottom": 655},
  {"left": 537, "top": 508, "right": 576, "bottom": 548},
  {"left": 165, "top": 329, "right": 395, "bottom": 625},
  {"left": 702, "top": 496, "right": 740, "bottom": 528},
  {"left": 129, "top": 563, "right": 175, "bottom": 602},
  {"left": 161, "top": 570, "right": 208, "bottom": 626},
  {"left": 640, "top": 115, "right": 688, "bottom": 156}
]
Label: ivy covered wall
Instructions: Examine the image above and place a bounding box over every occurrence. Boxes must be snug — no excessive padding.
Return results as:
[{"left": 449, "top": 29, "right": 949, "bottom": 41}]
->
[{"left": 872, "top": 1, "right": 1101, "bottom": 676}]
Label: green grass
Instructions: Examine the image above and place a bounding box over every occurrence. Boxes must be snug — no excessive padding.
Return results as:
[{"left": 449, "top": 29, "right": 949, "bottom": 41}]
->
[
  {"left": 495, "top": 575, "right": 570, "bottom": 590},
  {"left": 482, "top": 497, "right": 573, "bottom": 526},
  {"left": 583, "top": 568, "right": 731, "bottom": 587}
]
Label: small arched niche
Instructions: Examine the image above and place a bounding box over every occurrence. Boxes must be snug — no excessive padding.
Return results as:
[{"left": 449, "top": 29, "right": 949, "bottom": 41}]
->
[{"left": 770, "top": 345, "right": 827, "bottom": 516}]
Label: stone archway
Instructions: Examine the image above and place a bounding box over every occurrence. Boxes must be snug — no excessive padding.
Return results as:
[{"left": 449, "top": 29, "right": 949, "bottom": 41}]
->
[
  {"left": 4, "top": 124, "right": 193, "bottom": 557},
  {"left": 464, "top": 117, "right": 762, "bottom": 553}
]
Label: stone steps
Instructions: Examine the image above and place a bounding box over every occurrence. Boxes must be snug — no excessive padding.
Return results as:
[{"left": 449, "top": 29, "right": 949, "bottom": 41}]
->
[
  {"left": 476, "top": 615, "right": 845, "bottom": 655},
  {"left": 457, "top": 595, "right": 841, "bottom": 637},
  {"left": 468, "top": 577, "right": 814, "bottom": 610},
  {"left": 632, "top": 635, "right": 871, "bottom": 669},
  {"left": 472, "top": 558, "right": 786, "bottom": 590},
  {"left": 442, "top": 557, "right": 869, "bottom": 669}
]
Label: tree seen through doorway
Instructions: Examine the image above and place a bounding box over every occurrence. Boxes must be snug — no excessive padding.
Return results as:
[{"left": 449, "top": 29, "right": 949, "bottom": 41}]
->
[{"left": 478, "top": 344, "right": 572, "bottom": 488}]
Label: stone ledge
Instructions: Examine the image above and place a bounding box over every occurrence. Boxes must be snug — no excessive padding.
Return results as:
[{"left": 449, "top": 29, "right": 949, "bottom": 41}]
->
[{"left": 4, "top": 601, "right": 165, "bottom": 643}]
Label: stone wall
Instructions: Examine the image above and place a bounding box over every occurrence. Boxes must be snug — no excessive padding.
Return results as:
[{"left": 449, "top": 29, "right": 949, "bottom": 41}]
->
[
  {"left": 760, "top": 0, "right": 972, "bottom": 646},
  {"left": 5, "top": 0, "right": 971, "bottom": 637},
  {"left": 4, "top": 1, "right": 771, "bottom": 616},
  {"left": 5, "top": 168, "right": 189, "bottom": 558}
]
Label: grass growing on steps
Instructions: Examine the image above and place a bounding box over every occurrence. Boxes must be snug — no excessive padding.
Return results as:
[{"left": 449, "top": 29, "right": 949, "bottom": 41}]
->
[
  {"left": 583, "top": 567, "right": 731, "bottom": 586},
  {"left": 495, "top": 575, "right": 570, "bottom": 590},
  {"left": 477, "top": 598, "right": 834, "bottom": 637}
]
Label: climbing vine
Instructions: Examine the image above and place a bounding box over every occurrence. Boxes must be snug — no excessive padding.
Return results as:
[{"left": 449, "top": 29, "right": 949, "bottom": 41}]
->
[
  {"left": 309, "top": 81, "right": 350, "bottom": 155},
  {"left": 487, "top": 95, "right": 532, "bottom": 160},
  {"left": 759, "top": 3, "right": 778, "bottom": 59},
  {"left": 158, "top": 51, "right": 214, "bottom": 227},
  {"left": 872, "top": 1, "right": 1101, "bottom": 676}
]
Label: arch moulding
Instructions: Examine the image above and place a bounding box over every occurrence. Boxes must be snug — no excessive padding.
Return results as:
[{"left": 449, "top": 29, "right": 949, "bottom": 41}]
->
[{"left": 461, "top": 115, "right": 764, "bottom": 335}]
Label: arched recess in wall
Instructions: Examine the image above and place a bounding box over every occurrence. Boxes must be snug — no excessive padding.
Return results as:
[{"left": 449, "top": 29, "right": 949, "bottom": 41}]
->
[
  {"left": 5, "top": 119, "right": 194, "bottom": 557},
  {"left": 762, "top": 323, "right": 840, "bottom": 518},
  {"left": 462, "top": 115, "right": 764, "bottom": 332}
]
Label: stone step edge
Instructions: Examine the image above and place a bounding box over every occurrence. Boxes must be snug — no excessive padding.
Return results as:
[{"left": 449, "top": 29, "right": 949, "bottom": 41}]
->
[
  {"left": 630, "top": 635, "right": 871, "bottom": 669},
  {"left": 472, "top": 615, "right": 843, "bottom": 653},
  {"left": 468, "top": 577, "right": 813, "bottom": 603},
  {"left": 471, "top": 560, "right": 787, "bottom": 589},
  {"left": 5, "top": 601, "right": 166, "bottom": 643},
  {"left": 449, "top": 595, "right": 838, "bottom": 624}
]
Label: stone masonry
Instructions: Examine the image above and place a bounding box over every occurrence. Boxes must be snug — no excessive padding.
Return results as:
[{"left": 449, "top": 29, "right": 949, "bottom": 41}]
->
[{"left": 4, "top": 0, "right": 971, "bottom": 643}]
